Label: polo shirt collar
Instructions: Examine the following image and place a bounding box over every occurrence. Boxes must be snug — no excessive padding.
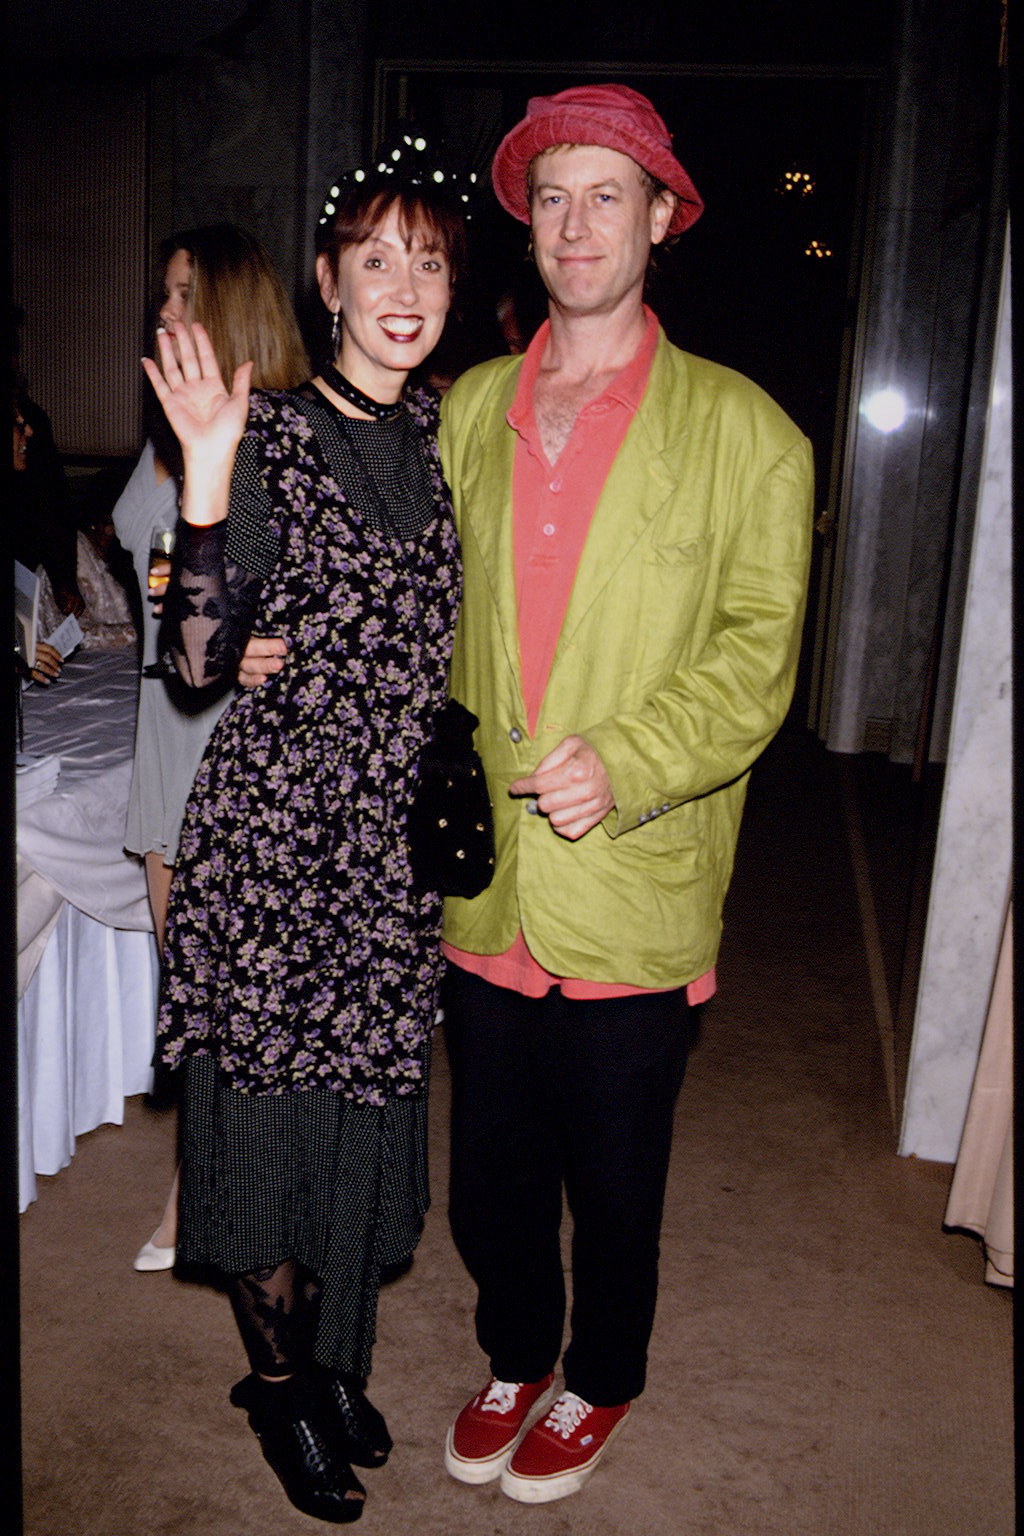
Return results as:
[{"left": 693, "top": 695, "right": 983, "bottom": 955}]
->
[{"left": 507, "top": 304, "right": 659, "bottom": 433}]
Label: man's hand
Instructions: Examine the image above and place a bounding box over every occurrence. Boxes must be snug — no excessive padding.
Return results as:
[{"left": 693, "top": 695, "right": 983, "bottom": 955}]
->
[
  {"left": 30, "top": 640, "right": 63, "bottom": 685},
  {"left": 509, "top": 734, "right": 614, "bottom": 841},
  {"left": 238, "top": 634, "right": 288, "bottom": 688}
]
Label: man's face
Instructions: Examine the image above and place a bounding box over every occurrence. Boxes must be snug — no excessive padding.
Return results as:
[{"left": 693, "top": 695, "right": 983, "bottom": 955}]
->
[{"left": 529, "top": 144, "right": 675, "bottom": 320}]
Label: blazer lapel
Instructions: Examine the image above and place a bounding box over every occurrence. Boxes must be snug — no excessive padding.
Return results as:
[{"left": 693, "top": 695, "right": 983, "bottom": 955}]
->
[{"left": 461, "top": 373, "right": 525, "bottom": 700}]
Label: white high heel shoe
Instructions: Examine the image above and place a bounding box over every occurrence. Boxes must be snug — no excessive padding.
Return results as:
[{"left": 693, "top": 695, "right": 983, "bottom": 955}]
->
[{"left": 133, "top": 1232, "right": 176, "bottom": 1272}]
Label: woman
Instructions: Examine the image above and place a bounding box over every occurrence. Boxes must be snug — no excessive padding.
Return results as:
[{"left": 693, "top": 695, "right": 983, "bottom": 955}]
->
[
  {"left": 113, "top": 227, "right": 309, "bottom": 1269},
  {"left": 144, "top": 172, "right": 465, "bottom": 1525}
]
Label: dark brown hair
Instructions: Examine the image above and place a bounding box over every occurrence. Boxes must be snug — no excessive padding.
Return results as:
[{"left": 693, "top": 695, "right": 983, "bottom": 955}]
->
[{"left": 315, "top": 175, "right": 467, "bottom": 291}]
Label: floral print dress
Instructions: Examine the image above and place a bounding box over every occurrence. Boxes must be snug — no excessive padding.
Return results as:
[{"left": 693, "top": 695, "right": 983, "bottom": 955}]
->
[{"left": 155, "top": 384, "right": 460, "bottom": 1374}]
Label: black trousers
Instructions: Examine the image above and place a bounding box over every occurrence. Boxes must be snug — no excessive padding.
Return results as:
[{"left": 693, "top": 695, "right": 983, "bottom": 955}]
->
[{"left": 443, "top": 965, "right": 692, "bottom": 1407}]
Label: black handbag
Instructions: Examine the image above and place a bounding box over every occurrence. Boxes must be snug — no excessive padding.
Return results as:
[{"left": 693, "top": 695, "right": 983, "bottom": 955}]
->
[{"left": 408, "top": 697, "right": 495, "bottom": 898}]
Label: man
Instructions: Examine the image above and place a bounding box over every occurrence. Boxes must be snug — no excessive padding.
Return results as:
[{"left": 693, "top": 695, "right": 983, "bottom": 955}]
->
[{"left": 438, "top": 84, "right": 814, "bottom": 1504}]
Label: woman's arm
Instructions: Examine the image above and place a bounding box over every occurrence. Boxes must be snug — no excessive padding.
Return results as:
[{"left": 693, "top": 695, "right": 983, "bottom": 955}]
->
[
  {"left": 160, "top": 521, "right": 265, "bottom": 691},
  {"left": 144, "top": 321, "right": 263, "bottom": 689}
]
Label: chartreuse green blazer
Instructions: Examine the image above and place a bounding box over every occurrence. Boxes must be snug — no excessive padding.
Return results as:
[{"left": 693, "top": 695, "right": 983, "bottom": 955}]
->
[{"left": 438, "top": 328, "right": 814, "bottom": 988}]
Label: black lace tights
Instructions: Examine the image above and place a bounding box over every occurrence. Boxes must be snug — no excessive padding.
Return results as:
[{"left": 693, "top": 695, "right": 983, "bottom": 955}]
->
[{"left": 229, "top": 1260, "right": 322, "bottom": 1378}]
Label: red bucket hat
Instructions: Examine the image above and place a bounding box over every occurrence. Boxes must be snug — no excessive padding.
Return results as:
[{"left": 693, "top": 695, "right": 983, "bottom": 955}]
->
[{"left": 491, "top": 84, "right": 703, "bottom": 238}]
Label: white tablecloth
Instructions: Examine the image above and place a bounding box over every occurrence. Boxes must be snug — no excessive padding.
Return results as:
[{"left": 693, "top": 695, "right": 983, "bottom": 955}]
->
[{"left": 18, "top": 648, "right": 158, "bottom": 1211}]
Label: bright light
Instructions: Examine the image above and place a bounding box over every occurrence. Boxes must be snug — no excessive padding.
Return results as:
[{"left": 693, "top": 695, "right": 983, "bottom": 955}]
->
[
  {"left": 324, "top": 202, "right": 335, "bottom": 215},
  {"left": 414, "top": 137, "right": 426, "bottom": 151},
  {"left": 354, "top": 169, "right": 365, "bottom": 182},
  {"left": 861, "top": 387, "right": 908, "bottom": 433},
  {"left": 433, "top": 170, "right": 444, "bottom": 182},
  {"left": 805, "top": 240, "right": 833, "bottom": 259},
  {"left": 330, "top": 185, "right": 339, "bottom": 197}
]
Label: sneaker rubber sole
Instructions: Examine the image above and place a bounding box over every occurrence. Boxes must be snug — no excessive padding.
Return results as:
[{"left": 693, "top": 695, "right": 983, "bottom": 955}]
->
[
  {"left": 444, "top": 1382, "right": 558, "bottom": 1485},
  {"left": 499, "top": 1407, "right": 629, "bottom": 1503}
]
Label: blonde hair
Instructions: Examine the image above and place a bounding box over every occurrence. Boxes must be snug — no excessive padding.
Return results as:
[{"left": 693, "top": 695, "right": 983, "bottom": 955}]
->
[{"left": 158, "top": 224, "right": 309, "bottom": 389}]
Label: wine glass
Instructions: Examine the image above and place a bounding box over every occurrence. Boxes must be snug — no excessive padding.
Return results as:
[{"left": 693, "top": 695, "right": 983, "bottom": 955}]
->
[
  {"left": 148, "top": 524, "right": 176, "bottom": 599},
  {"left": 142, "top": 523, "right": 176, "bottom": 679}
]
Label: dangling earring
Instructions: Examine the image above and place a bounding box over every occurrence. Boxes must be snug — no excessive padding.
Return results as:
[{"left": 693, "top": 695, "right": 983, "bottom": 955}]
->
[
  {"left": 330, "top": 309, "right": 342, "bottom": 356},
  {"left": 525, "top": 237, "right": 534, "bottom": 263}
]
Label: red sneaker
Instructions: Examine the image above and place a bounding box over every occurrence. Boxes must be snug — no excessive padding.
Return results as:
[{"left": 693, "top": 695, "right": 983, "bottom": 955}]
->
[
  {"left": 444, "top": 1374, "right": 557, "bottom": 1485},
  {"left": 500, "top": 1390, "right": 630, "bottom": 1503}
]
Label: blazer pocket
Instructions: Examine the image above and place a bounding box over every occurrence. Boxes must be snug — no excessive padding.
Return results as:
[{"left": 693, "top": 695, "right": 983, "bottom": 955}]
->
[{"left": 644, "top": 534, "right": 709, "bottom": 566}]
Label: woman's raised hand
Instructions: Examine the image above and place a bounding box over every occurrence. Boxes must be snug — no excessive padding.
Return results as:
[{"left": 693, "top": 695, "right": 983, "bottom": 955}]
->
[{"left": 142, "top": 321, "right": 252, "bottom": 527}]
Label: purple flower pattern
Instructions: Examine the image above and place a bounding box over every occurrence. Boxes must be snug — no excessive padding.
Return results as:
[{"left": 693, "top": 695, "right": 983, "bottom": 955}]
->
[{"left": 157, "top": 387, "right": 460, "bottom": 1105}]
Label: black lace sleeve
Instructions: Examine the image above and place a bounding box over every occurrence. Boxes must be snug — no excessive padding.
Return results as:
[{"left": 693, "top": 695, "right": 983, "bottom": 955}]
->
[
  {"left": 159, "top": 432, "right": 280, "bottom": 690},
  {"left": 160, "top": 522, "right": 265, "bottom": 690}
]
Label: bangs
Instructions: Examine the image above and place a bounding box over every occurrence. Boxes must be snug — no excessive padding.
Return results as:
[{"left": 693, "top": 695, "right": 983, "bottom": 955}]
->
[
  {"left": 344, "top": 190, "right": 446, "bottom": 254},
  {"left": 317, "top": 175, "right": 467, "bottom": 285}
]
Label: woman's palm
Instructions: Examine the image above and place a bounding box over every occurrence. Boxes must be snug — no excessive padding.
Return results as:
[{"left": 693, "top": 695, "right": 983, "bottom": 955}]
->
[{"left": 142, "top": 321, "right": 251, "bottom": 464}]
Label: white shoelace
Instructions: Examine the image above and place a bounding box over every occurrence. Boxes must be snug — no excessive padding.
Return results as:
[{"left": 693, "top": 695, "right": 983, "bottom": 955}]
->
[
  {"left": 543, "top": 1391, "right": 593, "bottom": 1440},
  {"left": 480, "top": 1379, "right": 523, "bottom": 1415}
]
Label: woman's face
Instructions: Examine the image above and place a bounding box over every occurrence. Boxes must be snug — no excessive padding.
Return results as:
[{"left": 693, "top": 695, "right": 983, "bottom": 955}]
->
[
  {"left": 317, "top": 202, "right": 451, "bottom": 400},
  {"left": 159, "top": 248, "right": 192, "bottom": 332}
]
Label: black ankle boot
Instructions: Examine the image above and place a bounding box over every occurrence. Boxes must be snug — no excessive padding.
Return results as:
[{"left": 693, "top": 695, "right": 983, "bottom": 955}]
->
[
  {"left": 230, "top": 1373, "right": 366, "bottom": 1523},
  {"left": 313, "top": 1369, "right": 393, "bottom": 1468}
]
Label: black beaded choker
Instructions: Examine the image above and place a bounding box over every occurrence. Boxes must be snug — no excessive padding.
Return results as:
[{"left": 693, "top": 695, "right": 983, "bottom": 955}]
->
[{"left": 319, "top": 362, "right": 404, "bottom": 421}]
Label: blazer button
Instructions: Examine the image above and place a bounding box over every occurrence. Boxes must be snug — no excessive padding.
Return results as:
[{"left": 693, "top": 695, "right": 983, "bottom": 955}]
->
[{"left": 509, "top": 726, "right": 523, "bottom": 743}]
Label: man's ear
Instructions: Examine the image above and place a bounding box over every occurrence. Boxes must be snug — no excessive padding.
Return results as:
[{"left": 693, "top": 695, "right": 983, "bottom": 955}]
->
[
  {"left": 315, "top": 252, "right": 339, "bottom": 312},
  {"left": 650, "top": 191, "right": 677, "bottom": 247}
]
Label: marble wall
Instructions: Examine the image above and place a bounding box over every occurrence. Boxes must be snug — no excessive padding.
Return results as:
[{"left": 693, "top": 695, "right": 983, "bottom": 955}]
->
[
  {"left": 149, "top": 4, "right": 307, "bottom": 302},
  {"left": 824, "top": 0, "right": 1003, "bottom": 763},
  {"left": 898, "top": 230, "right": 1012, "bottom": 1161},
  {"left": 149, "top": 0, "right": 370, "bottom": 317}
]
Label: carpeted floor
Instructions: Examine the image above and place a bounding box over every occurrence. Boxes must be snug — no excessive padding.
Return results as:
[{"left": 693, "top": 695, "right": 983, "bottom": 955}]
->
[{"left": 19, "top": 726, "right": 1014, "bottom": 1535}]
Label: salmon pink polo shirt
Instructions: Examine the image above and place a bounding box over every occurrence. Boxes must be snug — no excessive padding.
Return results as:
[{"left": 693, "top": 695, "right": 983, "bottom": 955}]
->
[{"left": 444, "top": 306, "right": 715, "bottom": 1006}]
